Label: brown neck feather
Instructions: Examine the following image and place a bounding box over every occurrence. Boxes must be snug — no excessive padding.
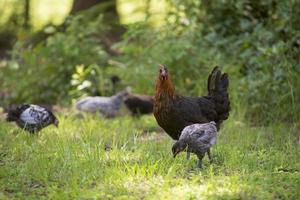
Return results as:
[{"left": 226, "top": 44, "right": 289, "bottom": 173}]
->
[{"left": 155, "top": 76, "right": 176, "bottom": 100}]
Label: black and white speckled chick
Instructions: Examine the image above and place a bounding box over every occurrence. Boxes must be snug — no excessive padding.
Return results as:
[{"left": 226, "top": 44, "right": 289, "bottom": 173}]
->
[
  {"left": 172, "top": 121, "right": 217, "bottom": 168},
  {"left": 6, "top": 104, "right": 59, "bottom": 133}
]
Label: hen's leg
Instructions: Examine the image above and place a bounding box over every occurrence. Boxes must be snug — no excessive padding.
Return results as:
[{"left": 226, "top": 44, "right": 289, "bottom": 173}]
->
[
  {"left": 186, "top": 152, "right": 190, "bottom": 160},
  {"left": 197, "top": 154, "right": 205, "bottom": 168},
  {"left": 207, "top": 148, "right": 213, "bottom": 164}
]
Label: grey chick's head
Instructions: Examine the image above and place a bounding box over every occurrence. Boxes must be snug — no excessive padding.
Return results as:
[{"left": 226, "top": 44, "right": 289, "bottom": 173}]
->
[
  {"left": 172, "top": 140, "right": 187, "bottom": 158},
  {"left": 53, "top": 118, "right": 59, "bottom": 127},
  {"left": 49, "top": 113, "right": 59, "bottom": 127},
  {"left": 209, "top": 121, "right": 216, "bottom": 126},
  {"left": 116, "top": 88, "right": 130, "bottom": 99}
]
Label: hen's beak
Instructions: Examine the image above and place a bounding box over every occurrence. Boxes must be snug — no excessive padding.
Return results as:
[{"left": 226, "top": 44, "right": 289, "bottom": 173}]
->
[{"left": 159, "top": 65, "right": 168, "bottom": 80}]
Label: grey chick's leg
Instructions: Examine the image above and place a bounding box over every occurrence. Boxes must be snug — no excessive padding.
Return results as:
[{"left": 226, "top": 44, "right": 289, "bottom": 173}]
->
[
  {"left": 186, "top": 152, "right": 190, "bottom": 160},
  {"left": 207, "top": 148, "right": 213, "bottom": 164},
  {"left": 197, "top": 159, "right": 202, "bottom": 168},
  {"left": 197, "top": 154, "right": 205, "bottom": 169}
]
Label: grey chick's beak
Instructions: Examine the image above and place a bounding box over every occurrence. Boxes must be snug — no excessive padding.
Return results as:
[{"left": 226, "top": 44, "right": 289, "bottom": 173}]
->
[
  {"left": 54, "top": 119, "right": 59, "bottom": 127},
  {"left": 173, "top": 150, "right": 180, "bottom": 158}
]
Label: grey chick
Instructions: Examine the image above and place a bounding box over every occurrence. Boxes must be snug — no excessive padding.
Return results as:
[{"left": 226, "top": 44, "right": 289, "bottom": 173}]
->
[
  {"left": 76, "top": 90, "right": 128, "bottom": 118},
  {"left": 172, "top": 121, "right": 217, "bottom": 168}
]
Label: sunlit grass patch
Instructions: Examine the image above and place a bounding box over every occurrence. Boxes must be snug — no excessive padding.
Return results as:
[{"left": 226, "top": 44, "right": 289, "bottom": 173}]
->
[{"left": 0, "top": 114, "right": 299, "bottom": 199}]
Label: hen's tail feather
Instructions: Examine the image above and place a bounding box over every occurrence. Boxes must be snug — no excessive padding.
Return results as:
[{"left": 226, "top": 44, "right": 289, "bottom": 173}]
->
[
  {"left": 207, "top": 66, "right": 230, "bottom": 121},
  {"left": 207, "top": 66, "right": 218, "bottom": 94}
]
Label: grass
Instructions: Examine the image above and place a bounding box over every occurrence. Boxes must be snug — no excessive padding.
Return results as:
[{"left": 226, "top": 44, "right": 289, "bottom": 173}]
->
[{"left": 0, "top": 113, "right": 299, "bottom": 199}]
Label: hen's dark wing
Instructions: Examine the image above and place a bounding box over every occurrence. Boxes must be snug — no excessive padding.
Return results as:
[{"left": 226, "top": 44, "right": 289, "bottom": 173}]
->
[{"left": 173, "top": 96, "right": 217, "bottom": 124}]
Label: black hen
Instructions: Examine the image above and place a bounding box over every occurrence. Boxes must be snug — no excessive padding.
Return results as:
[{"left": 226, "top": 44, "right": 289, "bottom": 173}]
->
[
  {"left": 123, "top": 93, "right": 154, "bottom": 116},
  {"left": 6, "top": 104, "right": 59, "bottom": 133},
  {"left": 154, "top": 65, "right": 230, "bottom": 140}
]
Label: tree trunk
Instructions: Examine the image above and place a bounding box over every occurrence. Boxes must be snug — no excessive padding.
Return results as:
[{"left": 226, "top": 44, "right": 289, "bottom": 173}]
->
[
  {"left": 26, "top": 0, "right": 124, "bottom": 55},
  {"left": 24, "top": 0, "right": 30, "bottom": 29},
  {"left": 70, "top": 0, "right": 117, "bottom": 17}
]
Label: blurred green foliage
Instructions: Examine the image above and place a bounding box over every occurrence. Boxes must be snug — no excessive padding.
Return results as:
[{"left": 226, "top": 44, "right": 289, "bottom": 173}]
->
[
  {"left": 2, "top": 13, "right": 109, "bottom": 105},
  {"left": 115, "top": 0, "right": 300, "bottom": 124},
  {"left": 1, "top": 0, "right": 300, "bottom": 124},
  {"left": 0, "top": 1, "right": 26, "bottom": 57}
]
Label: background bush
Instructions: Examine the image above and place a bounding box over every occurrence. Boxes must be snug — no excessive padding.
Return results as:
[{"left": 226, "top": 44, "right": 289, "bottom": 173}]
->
[
  {"left": 1, "top": 0, "right": 299, "bottom": 124},
  {"left": 2, "top": 13, "right": 109, "bottom": 105}
]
